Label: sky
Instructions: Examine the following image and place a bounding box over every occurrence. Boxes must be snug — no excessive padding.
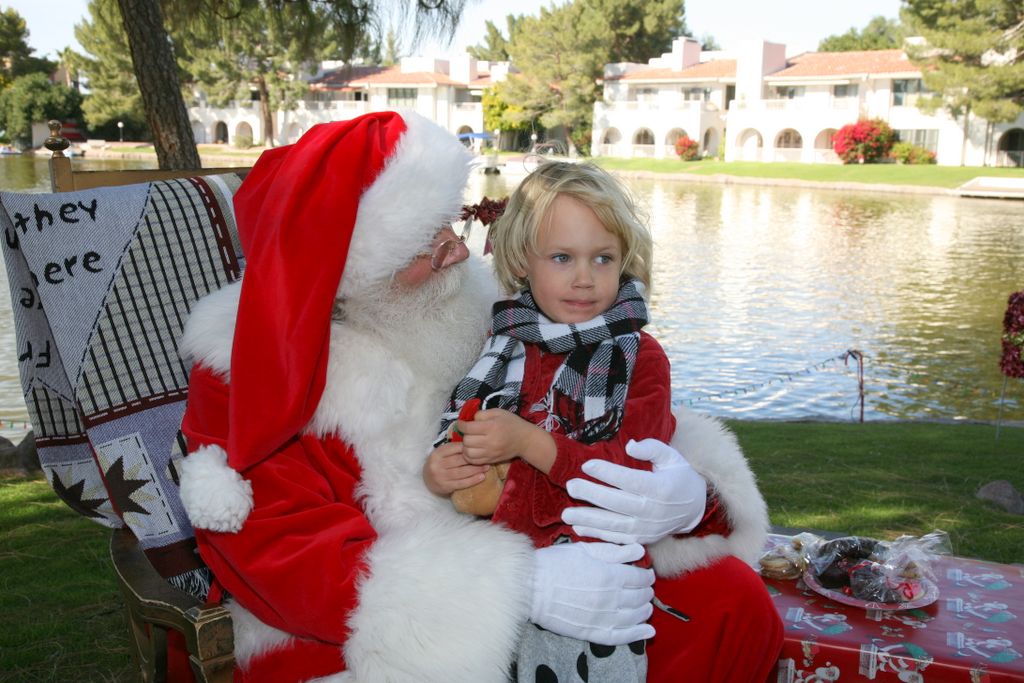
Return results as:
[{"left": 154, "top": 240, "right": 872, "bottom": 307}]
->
[{"left": 7, "top": 0, "right": 903, "bottom": 61}]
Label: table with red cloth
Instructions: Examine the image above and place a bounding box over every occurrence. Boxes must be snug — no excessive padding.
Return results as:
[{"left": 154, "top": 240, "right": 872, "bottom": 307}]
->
[{"left": 763, "top": 534, "right": 1024, "bottom": 682}]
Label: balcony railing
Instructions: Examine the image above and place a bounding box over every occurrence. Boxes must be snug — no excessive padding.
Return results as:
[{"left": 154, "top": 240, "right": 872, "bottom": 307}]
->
[
  {"left": 830, "top": 97, "right": 860, "bottom": 110},
  {"left": 455, "top": 102, "right": 482, "bottom": 111},
  {"left": 630, "top": 144, "right": 657, "bottom": 158},
  {"left": 813, "top": 148, "right": 840, "bottom": 164},
  {"left": 335, "top": 100, "right": 369, "bottom": 112},
  {"left": 598, "top": 100, "right": 704, "bottom": 113},
  {"left": 772, "top": 147, "right": 803, "bottom": 162}
]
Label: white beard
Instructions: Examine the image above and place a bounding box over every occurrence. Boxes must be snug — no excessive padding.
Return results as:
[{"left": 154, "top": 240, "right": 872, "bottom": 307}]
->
[
  {"left": 306, "top": 256, "right": 497, "bottom": 528},
  {"left": 338, "top": 257, "right": 493, "bottom": 394}
]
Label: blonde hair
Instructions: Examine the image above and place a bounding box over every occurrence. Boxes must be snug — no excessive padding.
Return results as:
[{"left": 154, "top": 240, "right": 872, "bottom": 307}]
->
[{"left": 490, "top": 161, "right": 653, "bottom": 296}]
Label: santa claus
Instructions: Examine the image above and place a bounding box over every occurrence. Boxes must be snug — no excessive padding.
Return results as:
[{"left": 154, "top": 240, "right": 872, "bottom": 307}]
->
[{"left": 177, "top": 111, "right": 782, "bottom": 682}]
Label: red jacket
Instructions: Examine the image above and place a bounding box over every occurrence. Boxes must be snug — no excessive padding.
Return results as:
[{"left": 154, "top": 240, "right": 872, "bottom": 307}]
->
[{"left": 493, "top": 331, "right": 675, "bottom": 547}]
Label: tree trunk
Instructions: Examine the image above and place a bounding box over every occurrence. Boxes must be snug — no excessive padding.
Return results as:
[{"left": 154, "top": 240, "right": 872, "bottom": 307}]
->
[
  {"left": 959, "top": 103, "right": 971, "bottom": 167},
  {"left": 116, "top": 0, "right": 201, "bottom": 169},
  {"left": 256, "top": 75, "right": 275, "bottom": 147}
]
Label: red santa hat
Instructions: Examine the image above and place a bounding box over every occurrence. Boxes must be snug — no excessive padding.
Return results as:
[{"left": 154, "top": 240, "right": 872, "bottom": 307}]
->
[{"left": 224, "top": 111, "right": 473, "bottom": 474}]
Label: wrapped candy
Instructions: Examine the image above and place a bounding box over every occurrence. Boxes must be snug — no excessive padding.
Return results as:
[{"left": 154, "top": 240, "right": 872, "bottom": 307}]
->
[{"left": 761, "top": 530, "right": 951, "bottom": 606}]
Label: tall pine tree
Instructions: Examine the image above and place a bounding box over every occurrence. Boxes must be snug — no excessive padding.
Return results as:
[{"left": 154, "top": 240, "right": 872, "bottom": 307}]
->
[
  {"left": 85, "top": 0, "right": 470, "bottom": 168},
  {"left": 903, "top": 0, "right": 1024, "bottom": 163},
  {"left": 74, "top": 0, "right": 152, "bottom": 140},
  {"left": 0, "top": 8, "right": 55, "bottom": 89},
  {"left": 499, "top": 0, "right": 686, "bottom": 154},
  {"left": 186, "top": 2, "right": 335, "bottom": 147}
]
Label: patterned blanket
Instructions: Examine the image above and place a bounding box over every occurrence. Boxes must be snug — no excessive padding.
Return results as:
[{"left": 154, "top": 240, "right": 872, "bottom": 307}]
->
[{"left": 1, "top": 173, "right": 244, "bottom": 595}]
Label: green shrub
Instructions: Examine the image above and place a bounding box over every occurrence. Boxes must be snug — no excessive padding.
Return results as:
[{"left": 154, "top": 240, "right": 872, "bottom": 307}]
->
[
  {"left": 890, "top": 141, "right": 937, "bottom": 164},
  {"left": 233, "top": 131, "right": 253, "bottom": 149}
]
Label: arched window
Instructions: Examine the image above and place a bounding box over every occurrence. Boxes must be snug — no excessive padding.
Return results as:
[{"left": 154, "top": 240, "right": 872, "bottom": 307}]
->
[
  {"left": 815, "top": 129, "right": 838, "bottom": 149},
  {"left": 602, "top": 128, "right": 621, "bottom": 144},
  {"left": 775, "top": 129, "right": 802, "bottom": 148},
  {"left": 235, "top": 122, "right": 254, "bottom": 142},
  {"left": 633, "top": 128, "right": 654, "bottom": 145},
  {"left": 997, "top": 128, "right": 1024, "bottom": 167},
  {"left": 665, "top": 128, "right": 687, "bottom": 146},
  {"left": 737, "top": 129, "right": 763, "bottom": 161}
]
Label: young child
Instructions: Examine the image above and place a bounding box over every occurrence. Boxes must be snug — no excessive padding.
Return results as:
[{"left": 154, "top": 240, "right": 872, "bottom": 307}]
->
[{"left": 425, "top": 161, "right": 678, "bottom": 682}]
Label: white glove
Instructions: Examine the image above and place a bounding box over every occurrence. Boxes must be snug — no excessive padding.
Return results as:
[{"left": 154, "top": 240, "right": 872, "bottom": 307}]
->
[
  {"left": 562, "top": 438, "right": 708, "bottom": 545},
  {"left": 530, "top": 542, "right": 655, "bottom": 645}
]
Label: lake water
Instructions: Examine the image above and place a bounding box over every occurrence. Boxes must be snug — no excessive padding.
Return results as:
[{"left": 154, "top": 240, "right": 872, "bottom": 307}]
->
[{"left": 1, "top": 156, "right": 1022, "bottom": 440}]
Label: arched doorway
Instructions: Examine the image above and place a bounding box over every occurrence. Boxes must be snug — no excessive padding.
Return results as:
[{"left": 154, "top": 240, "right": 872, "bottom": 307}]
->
[
  {"left": 997, "top": 128, "right": 1024, "bottom": 167},
  {"left": 214, "top": 121, "right": 228, "bottom": 144},
  {"left": 774, "top": 128, "right": 802, "bottom": 161},
  {"left": 632, "top": 127, "right": 655, "bottom": 158},
  {"left": 600, "top": 128, "right": 622, "bottom": 157},
  {"left": 737, "top": 129, "right": 763, "bottom": 161},
  {"left": 702, "top": 128, "right": 720, "bottom": 157},
  {"left": 234, "top": 122, "right": 254, "bottom": 148},
  {"left": 666, "top": 128, "right": 688, "bottom": 159},
  {"left": 665, "top": 128, "right": 687, "bottom": 146},
  {"left": 814, "top": 128, "right": 838, "bottom": 163}
]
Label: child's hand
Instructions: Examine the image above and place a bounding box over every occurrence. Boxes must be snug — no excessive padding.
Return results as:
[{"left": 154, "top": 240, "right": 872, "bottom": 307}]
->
[
  {"left": 459, "top": 409, "right": 557, "bottom": 475},
  {"left": 458, "top": 408, "right": 532, "bottom": 465},
  {"left": 423, "top": 442, "right": 488, "bottom": 496}
]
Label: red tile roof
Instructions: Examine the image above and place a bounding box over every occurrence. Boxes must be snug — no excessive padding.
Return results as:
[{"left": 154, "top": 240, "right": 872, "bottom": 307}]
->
[
  {"left": 312, "top": 65, "right": 479, "bottom": 88},
  {"left": 607, "top": 59, "right": 737, "bottom": 82},
  {"left": 352, "top": 68, "right": 460, "bottom": 86},
  {"left": 770, "top": 50, "right": 919, "bottom": 78},
  {"left": 310, "top": 65, "right": 388, "bottom": 88}
]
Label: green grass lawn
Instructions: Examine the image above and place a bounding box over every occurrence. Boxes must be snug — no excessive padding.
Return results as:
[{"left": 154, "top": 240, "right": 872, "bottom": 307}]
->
[
  {"left": 729, "top": 420, "right": 1024, "bottom": 564},
  {"left": 1, "top": 420, "right": 1021, "bottom": 680},
  {"left": 595, "top": 157, "right": 1024, "bottom": 188},
  {"left": 0, "top": 472, "right": 132, "bottom": 682}
]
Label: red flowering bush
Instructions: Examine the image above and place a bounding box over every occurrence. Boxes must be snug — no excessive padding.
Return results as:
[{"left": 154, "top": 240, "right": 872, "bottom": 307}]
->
[
  {"left": 833, "top": 118, "right": 895, "bottom": 164},
  {"left": 674, "top": 135, "right": 700, "bottom": 161},
  {"left": 1000, "top": 290, "right": 1024, "bottom": 379}
]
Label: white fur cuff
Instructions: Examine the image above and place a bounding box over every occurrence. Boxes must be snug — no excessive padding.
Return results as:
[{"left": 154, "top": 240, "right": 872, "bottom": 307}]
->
[
  {"left": 180, "top": 444, "right": 254, "bottom": 532},
  {"left": 649, "top": 408, "right": 769, "bottom": 577}
]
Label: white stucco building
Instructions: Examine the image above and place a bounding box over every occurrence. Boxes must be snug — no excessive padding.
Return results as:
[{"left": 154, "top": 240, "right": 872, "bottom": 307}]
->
[
  {"left": 592, "top": 37, "right": 1024, "bottom": 167},
  {"left": 187, "top": 55, "right": 508, "bottom": 148}
]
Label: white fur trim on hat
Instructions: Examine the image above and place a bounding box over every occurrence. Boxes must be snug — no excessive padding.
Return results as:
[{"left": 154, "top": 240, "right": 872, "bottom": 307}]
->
[
  {"left": 180, "top": 444, "right": 254, "bottom": 532},
  {"left": 339, "top": 111, "right": 473, "bottom": 299},
  {"left": 648, "top": 407, "right": 769, "bottom": 577}
]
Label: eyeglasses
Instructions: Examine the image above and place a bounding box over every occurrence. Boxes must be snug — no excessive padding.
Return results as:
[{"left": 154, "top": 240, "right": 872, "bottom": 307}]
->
[{"left": 430, "top": 219, "right": 474, "bottom": 271}]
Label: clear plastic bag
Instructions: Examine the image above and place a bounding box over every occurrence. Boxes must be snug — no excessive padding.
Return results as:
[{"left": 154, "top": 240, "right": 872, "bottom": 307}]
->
[{"left": 761, "top": 530, "right": 951, "bottom": 605}]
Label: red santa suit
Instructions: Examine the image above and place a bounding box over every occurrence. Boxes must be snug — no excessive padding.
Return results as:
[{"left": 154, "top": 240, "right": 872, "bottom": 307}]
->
[{"left": 177, "top": 111, "right": 781, "bottom": 683}]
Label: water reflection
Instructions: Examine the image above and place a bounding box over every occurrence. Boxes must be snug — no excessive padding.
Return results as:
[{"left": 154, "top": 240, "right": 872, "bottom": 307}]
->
[
  {"left": 1, "top": 162, "right": 1022, "bottom": 439},
  {"left": 479, "top": 173, "right": 1024, "bottom": 422},
  {"left": 0, "top": 154, "right": 178, "bottom": 193}
]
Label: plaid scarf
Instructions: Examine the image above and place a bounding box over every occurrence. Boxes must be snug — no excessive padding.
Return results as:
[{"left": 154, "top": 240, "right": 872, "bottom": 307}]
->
[{"left": 438, "top": 279, "right": 648, "bottom": 445}]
